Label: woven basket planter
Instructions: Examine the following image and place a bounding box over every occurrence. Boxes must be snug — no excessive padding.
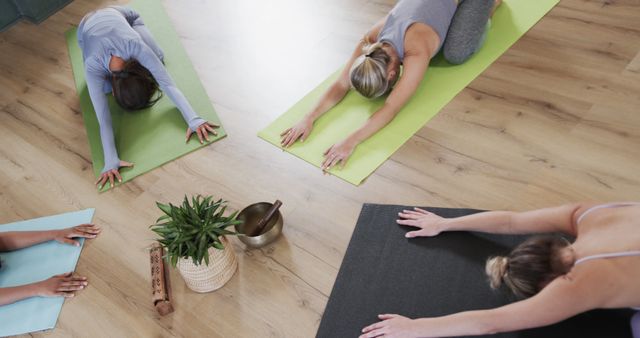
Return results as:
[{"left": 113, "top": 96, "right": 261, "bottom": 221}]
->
[{"left": 176, "top": 237, "right": 237, "bottom": 293}]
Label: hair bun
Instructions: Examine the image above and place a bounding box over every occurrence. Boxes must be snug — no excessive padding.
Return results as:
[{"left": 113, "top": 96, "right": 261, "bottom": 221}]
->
[{"left": 486, "top": 256, "right": 508, "bottom": 289}]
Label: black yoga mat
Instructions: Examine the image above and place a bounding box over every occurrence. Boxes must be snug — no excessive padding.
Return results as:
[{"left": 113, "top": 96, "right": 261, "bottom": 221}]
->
[{"left": 317, "top": 204, "right": 633, "bottom": 338}]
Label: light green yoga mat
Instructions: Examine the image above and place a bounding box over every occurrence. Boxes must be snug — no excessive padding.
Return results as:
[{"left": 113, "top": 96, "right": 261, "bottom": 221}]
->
[
  {"left": 65, "top": 0, "right": 226, "bottom": 191},
  {"left": 258, "top": 0, "right": 559, "bottom": 185}
]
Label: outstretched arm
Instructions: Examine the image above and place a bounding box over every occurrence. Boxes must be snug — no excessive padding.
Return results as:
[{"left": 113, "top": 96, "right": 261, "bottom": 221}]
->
[
  {"left": 397, "top": 203, "right": 585, "bottom": 238},
  {"left": 133, "top": 42, "right": 218, "bottom": 144},
  {"left": 85, "top": 64, "right": 135, "bottom": 189},
  {"left": 133, "top": 41, "right": 219, "bottom": 143},
  {"left": 0, "top": 224, "right": 100, "bottom": 251},
  {"left": 0, "top": 273, "right": 88, "bottom": 306},
  {"left": 280, "top": 17, "right": 388, "bottom": 147},
  {"left": 134, "top": 43, "right": 204, "bottom": 131},
  {"left": 0, "top": 230, "right": 57, "bottom": 251},
  {"left": 85, "top": 65, "right": 121, "bottom": 174},
  {"left": 321, "top": 51, "right": 430, "bottom": 170},
  {"left": 279, "top": 44, "right": 360, "bottom": 148},
  {"left": 361, "top": 267, "right": 604, "bottom": 337}
]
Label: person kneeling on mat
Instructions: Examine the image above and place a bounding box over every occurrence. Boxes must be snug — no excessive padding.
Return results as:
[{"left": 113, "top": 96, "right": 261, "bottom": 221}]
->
[
  {"left": 360, "top": 202, "right": 640, "bottom": 338},
  {"left": 280, "top": 0, "right": 501, "bottom": 171},
  {"left": 77, "top": 6, "right": 219, "bottom": 189},
  {"left": 0, "top": 224, "right": 100, "bottom": 306}
]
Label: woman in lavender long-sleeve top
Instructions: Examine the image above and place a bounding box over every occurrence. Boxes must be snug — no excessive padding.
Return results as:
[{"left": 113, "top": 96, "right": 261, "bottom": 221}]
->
[{"left": 77, "top": 6, "right": 218, "bottom": 189}]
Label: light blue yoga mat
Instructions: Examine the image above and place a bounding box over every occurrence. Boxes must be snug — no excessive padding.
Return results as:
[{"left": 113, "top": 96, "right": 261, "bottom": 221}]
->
[{"left": 0, "top": 209, "right": 95, "bottom": 336}]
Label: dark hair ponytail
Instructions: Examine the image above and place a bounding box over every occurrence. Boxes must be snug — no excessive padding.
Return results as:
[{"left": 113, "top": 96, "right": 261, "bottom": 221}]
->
[{"left": 111, "top": 59, "right": 162, "bottom": 111}]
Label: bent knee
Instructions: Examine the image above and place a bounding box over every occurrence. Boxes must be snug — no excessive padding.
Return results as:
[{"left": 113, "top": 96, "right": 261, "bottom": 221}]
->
[{"left": 443, "top": 46, "right": 474, "bottom": 65}]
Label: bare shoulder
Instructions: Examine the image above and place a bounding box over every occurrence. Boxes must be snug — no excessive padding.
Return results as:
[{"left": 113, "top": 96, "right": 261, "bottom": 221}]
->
[
  {"left": 573, "top": 201, "right": 640, "bottom": 230},
  {"left": 568, "top": 257, "right": 639, "bottom": 308},
  {"left": 403, "top": 23, "right": 440, "bottom": 58},
  {"left": 540, "top": 264, "right": 612, "bottom": 309},
  {"left": 489, "top": 265, "right": 609, "bottom": 332}
]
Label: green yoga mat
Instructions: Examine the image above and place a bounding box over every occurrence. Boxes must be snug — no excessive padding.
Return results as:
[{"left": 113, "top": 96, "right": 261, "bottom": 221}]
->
[
  {"left": 258, "top": 0, "right": 559, "bottom": 185},
  {"left": 65, "top": 0, "right": 226, "bottom": 191}
]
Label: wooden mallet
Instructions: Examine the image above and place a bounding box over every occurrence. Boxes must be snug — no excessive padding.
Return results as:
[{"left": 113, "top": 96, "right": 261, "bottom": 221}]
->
[{"left": 249, "top": 200, "right": 283, "bottom": 237}]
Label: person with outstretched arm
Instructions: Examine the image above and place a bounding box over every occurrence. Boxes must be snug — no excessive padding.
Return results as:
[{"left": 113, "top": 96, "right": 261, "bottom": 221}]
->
[
  {"left": 78, "top": 6, "right": 219, "bottom": 189},
  {"left": 360, "top": 202, "right": 640, "bottom": 337},
  {"left": 0, "top": 224, "right": 101, "bottom": 306},
  {"left": 281, "top": 0, "right": 501, "bottom": 171}
]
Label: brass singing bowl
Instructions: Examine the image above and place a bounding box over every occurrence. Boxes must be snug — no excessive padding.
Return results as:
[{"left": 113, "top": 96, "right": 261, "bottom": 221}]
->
[{"left": 235, "top": 202, "right": 283, "bottom": 248}]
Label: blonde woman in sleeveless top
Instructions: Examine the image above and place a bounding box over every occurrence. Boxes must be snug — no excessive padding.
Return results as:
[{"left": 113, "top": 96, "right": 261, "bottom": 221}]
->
[
  {"left": 360, "top": 202, "right": 640, "bottom": 337},
  {"left": 281, "top": 0, "right": 501, "bottom": 171}
]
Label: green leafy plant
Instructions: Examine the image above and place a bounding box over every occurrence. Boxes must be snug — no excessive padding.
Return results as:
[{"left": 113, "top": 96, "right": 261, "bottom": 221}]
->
[{"left": 151, "top": 195, "right": 241, "bottom": 267}]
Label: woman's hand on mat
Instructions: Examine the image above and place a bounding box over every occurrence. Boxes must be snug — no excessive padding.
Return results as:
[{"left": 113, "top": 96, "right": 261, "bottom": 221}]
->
[
  {"left": 35, "top": 272, "right": 88, "bottom": 298},
  {"left": 54, "top": 224, "right": 102, "bottom": 246},
  {"left": 397, "top": 208, "right": 445, "bottom": 238},
  {"left": 186, "top": 121, "right": 219, "bottom": 144},
  {"left": 280, "top": 118, "right": 313, "bottom": 148},
  {"left": 95, "top": 161, "right": 134, "bottom": 189},
  {"left": 322, "top": 139, "right": 356, "bottom": 171},
  {"left": 360, "top": 314, "right": 418, "bottom": 338}
]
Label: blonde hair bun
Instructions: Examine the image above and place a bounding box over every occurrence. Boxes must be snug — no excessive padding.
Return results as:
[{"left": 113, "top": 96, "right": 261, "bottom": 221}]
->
[
  {"left": 485, "top": 256, "right": 508, "bottom": 289},
  {"left": 349, "top": 42, "right": 394, "bottom": 99}
]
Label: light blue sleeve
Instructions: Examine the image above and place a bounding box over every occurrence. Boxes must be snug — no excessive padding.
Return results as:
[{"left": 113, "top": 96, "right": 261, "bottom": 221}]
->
[
  {"left": 131, "top": 40, "right": 205, "bottom": 131},
  {"left": 84, "top": 60, "right": 121, "bottom": 173},
  {"left": 111, "top": 6, "right": 164, "bottom": 61}
]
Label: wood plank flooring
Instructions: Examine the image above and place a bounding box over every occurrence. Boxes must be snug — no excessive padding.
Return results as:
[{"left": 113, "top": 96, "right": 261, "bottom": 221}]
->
[{"left": 0, "top": 0, "right": 639, "bottom": 336}]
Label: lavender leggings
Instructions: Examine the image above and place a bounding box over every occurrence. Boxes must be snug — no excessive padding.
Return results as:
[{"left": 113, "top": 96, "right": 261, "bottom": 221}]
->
[{"left": 633, "top": 311, "right": 640, "bottom": 338}]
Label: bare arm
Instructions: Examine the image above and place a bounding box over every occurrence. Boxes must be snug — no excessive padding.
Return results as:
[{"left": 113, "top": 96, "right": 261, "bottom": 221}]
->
[
  {"left": 320, "top": 47, "right": 431, "bottom": 170},
  {"left": 306, "top": 18, "right": 388, "bottom": 123},
  {"left": 344, "top": 52, "right": 429, "bottom": 146},
  {"left": 446, "top": 204, "right": 582, "bottom": 235},
  {"left": 280, "top": 42, "right": 363, "bottom": 148},
  {"left": 362, "top": 267, "right": 604, "bottom": 337},
  {"left": 0, "top": 230, "right": 57, "bottom": 251},
  {"left": 281, "top": 17, "right": 387, "bottom": 147},
  {"left": 0, "top": 273, "right": 88, "bottom": 306},
  {"left": 0, "top": 224, "right": 100, "bottom": 251},
  {"left": 398, "top": 203, "right": 585, "bottom": 238},
  {"left": 0, "top": 283, "right": 40, "bottom": 306},
  {"left": 422, "top": 266, "right": 603, "bottom": 336}
]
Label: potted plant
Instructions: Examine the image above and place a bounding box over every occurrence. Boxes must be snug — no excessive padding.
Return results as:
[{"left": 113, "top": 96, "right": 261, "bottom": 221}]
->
[{"left": 151, "top": 195, "right": 241, "bottom": 293}]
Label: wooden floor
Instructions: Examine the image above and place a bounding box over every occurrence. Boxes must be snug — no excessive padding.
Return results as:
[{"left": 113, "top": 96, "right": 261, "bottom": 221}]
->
[{"left": 1, "top": 0, "right": 640, "bottom": 336}]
